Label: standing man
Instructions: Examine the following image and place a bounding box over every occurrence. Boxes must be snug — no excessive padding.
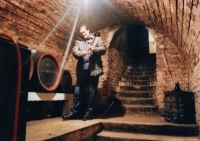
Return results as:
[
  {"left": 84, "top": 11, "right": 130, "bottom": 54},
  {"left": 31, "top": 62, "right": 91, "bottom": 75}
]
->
[{"left": 63, "top": 25, "right": 107, "bottom": 121}]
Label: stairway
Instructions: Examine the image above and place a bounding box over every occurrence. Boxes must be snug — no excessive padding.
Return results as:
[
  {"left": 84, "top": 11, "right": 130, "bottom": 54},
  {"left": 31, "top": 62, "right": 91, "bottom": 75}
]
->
[
  {"left": 106, "top": 54, "right": 158, "bottom": 115},
  {"left": 95, "top": 54, "right": 199, "bottom": 141}
]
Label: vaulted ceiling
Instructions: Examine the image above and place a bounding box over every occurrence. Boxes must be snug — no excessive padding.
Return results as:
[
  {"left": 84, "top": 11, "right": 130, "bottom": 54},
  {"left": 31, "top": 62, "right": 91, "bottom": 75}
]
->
[{"left": 0, "top": 0, "right": 199, "bottom": 59}]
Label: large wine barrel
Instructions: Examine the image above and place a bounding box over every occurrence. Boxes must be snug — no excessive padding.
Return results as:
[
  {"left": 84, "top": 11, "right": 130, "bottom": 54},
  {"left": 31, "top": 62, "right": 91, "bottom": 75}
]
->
[
  {"left": 55, "top": 69, "right": 72, "bottom": 93},
  {"left": 0, "top": 35, "right": 30, "bottom": 141},
  {"left": 29, "top": 52, "right": 61, "bottom": 92}
]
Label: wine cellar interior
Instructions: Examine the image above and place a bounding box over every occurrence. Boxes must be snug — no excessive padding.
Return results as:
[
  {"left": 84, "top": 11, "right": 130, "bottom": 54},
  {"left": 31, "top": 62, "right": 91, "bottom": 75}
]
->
[{"left": 0, "top": 0, "right": 200, "bottom": 140}]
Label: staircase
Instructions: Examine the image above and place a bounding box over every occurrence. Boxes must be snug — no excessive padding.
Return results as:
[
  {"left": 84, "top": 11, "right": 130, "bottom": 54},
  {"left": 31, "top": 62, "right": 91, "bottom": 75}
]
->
[
  {"left": 95, "top": 54, "right": 199, "bottom": 141},
  {"left": 106, "top": 54, "right": 158, "bottom": 115}
]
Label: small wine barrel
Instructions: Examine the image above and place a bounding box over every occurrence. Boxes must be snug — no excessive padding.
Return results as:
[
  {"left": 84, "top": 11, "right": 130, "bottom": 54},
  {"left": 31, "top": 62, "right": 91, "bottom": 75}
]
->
[
  {"left": 164, "top": 83, "right": 195, "bottom": 124},
  {"left": 55, "top": 70, "right": 72, "bottom": 93},
  {"left": 29, "top": 52, "right": 61, "bottom": 92}
]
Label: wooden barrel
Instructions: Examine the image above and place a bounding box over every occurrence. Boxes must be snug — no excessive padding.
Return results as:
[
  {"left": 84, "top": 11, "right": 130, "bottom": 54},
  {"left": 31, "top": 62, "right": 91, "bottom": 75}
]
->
[
  {"left": 0, "top": 35, "right": 30, "bottom": 140},
  {"left": 29, "top": 52, "right": 61, "bottom": 92},
  {"left": 55, "top": 69, "right": 72, "bottom": 93}
]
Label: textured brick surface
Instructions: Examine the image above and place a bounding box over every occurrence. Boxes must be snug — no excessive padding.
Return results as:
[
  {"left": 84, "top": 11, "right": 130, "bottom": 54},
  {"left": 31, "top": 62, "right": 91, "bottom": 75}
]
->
[{"left": 149, "top": 29, "right": 189, "bottom": 112}]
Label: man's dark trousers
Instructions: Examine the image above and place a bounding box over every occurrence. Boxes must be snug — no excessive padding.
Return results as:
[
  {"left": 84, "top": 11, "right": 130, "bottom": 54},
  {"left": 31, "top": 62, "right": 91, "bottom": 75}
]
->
[{"left": 70, "top": 69, "right": 99, "bottom": 116}]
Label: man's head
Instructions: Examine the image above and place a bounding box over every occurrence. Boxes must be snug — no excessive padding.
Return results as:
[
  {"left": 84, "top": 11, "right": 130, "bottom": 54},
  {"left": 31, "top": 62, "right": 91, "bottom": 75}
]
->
[{"left": 79, "top": 25, "right": 90, "bottom": 39}]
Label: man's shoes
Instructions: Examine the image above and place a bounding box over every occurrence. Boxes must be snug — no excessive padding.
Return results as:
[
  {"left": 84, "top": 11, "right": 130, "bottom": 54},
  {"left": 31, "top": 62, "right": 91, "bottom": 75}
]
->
[
  {"left": 83, "top": 113, "right": 92, "bottom": 121},
  {"left": 62, "top": 114, "right": 78, "bottom": 120}
]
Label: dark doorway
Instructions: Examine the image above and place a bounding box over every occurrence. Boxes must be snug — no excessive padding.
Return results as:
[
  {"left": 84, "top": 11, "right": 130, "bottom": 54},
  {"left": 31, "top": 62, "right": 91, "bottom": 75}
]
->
[{"left": 127, "top": 24, "right": 149, "bottom": 57}]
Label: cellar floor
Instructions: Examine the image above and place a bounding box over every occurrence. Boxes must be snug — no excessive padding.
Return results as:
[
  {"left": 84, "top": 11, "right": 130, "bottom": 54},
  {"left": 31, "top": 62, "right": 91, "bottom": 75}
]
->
[{"left": 26, "top": 114, "right": 200, "bottom": 141}]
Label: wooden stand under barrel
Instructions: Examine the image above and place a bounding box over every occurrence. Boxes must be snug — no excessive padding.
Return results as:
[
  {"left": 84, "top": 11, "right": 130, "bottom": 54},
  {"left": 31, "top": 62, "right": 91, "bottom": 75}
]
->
[{"left": 164, "top": 82, "right": 196, "bottom": 124}]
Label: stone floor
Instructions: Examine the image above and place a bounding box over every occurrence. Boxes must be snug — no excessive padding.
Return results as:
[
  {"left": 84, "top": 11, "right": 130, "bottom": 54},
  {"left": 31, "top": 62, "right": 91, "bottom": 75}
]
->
[{"left": 26, "top": 114, "right": 200, "bottom": 141}]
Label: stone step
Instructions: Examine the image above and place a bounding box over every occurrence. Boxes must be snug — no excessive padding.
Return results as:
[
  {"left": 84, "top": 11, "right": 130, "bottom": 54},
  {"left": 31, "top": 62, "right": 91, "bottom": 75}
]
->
[
  {"left": 131, "top": 61, "right": 156, "bottom": 64},
  {"left": 131, "top": 61, "right": 156, "bottom": 65},
  {"left": 96, "top": 131, "right": 200, "bottom": 141},
  {"left": 127, "top": 64, "right": 156, "bottom": 69},
  {"left": 134, "top": 57, "right": 155, "bottom": 61},
  {"left": 132, "top": 54, "right": 156, "bottom": 60},
  {"left": 130, "top": 56, "right": 156, "bottom": 62},
  {"left": 122, "top": 75, "right": 156, "bottom": 81},
  {"left": 101, "top": 122, "right": 199, "bottom": 136},
  {"left": 118, "top": 85, "right": 156, "bottom": 91},
  {"left": 133, "top": 53, "right": 155, "bottom": 57},
  {"left": 124, "top": 71, "right": 156, "bottom": 76},
  {"left": 131, "top": 53, "right": 156, "bottom": 57},
  {"left": 119, "top": 80, "right": 156, "bottom": 86},
  {"left": 106, "top": 105, "right": 158, "bottom": 115},
  {"left": 116, "top": 92, "right": 155, "bottom": 98},
  {"left": 114, "top": 98, "right": 156, "bottom": 105},
  {"left": 126, "top": 68, "right": 156, "bottom": 73}
]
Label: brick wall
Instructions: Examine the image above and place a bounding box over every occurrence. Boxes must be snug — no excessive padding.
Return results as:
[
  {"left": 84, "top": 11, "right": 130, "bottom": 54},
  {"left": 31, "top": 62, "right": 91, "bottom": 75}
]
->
[
  {"left": 149, "top": 29, "right": 189, "bottom": 111},
  {"left": 185, "top": 29, "right": 200, "bottom": 126},
  {"left": 107, "top": 26, "right": 130, "bottom": 102},
  {"left": 189, "top": 63, "right": 200, "bottom": 125}
]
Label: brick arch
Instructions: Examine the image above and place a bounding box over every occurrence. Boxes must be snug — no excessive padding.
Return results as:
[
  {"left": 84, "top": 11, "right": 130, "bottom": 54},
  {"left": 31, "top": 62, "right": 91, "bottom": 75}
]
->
[
  {"left": 99, "top": 1, "right": 198, "bottom": 67},
  {"left": 105, "top": 24, "right": 188, "bottom": 108},
  {"left": 107, "top": 24, "right": 150, "bottom": 95},
  {"left": 0, "top": 0, "right": 198, "bottom": 61}
]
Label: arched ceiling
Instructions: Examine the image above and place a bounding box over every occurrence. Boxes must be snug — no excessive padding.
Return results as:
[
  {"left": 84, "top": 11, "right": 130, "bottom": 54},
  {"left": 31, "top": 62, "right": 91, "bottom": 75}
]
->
[{"left": 0, "top": 0, "right": 199, "bottom": 58}]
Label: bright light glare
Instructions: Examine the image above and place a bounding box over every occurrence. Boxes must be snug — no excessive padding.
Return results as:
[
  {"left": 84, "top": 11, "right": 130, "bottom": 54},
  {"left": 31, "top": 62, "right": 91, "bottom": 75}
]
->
[
  {"left": 39, "top": 0, "right": 78, "bottom": 47},
  {"left": 59, "top": 5, "right": 81, "bottom": 73},
  {"left": 31, "top": 49, "right": 36, "bottom": 53}
]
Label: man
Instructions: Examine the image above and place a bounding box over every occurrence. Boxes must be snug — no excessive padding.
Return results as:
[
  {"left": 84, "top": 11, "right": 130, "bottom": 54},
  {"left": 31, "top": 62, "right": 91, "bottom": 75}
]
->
[{"left": 63, "top": 25, "right": 107, "bottom": 121}]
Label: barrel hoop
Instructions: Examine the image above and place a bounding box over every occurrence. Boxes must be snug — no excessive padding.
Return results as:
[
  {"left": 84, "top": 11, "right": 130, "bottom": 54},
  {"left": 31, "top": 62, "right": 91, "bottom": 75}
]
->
[{"left": 36, "top": 53, "right": 60, "bottom": 91}]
